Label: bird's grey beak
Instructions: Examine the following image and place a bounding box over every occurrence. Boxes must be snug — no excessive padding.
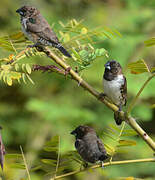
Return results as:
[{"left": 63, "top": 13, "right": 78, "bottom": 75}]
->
[
  {"left": 71, "top": 130, "right": 76, "bottom": 136},
  {"left": 16, "top": 8, "right": 24, "bottom": 16},
  {"left": 105, "top": 62, "right": 111, "bottom": 70}
]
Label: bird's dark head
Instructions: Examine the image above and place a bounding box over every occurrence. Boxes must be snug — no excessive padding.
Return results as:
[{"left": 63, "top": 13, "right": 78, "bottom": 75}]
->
[
  {"left": 71, "top": 125, "right": 95, "bottom": 139},
  {"left": 104, "top": 60, "right": 122, "bottom": 76},
  {"left": 16, "top": 6, "right": 39, "bottom": 17}
]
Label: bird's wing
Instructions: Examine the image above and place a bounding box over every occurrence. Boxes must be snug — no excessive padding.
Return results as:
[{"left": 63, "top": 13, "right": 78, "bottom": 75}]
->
[
  {"left": 97, "top": 138, "right": 107, "bottom": 154},
  {"left": 120, "top": 76, "right": 127, "bottom": 105},
  {"left": 26, "top": 15, "right": 59, "bottom": 43},
  {"left": 75, "top": 139, "right": 85, "bottom": 150}
]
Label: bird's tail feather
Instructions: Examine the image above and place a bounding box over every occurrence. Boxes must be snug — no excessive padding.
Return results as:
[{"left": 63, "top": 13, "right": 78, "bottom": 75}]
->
[
  {"left": 54, "top": 43, "right": 71, "bottom": 58},
  {"left": 114, "top": 112, "right": 122, "bottom": 125}
]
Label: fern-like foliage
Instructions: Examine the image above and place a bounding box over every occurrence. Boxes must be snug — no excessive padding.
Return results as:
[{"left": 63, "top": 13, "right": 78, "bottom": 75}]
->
[{"left": 0, "top": 19, "right": 121, "bottom": 86}]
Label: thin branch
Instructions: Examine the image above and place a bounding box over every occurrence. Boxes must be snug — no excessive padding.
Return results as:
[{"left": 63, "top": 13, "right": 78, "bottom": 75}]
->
[
  {"left": 127, "top": 73, "right": 155, "bottom": 114},
  {"left": 53, "top": 136, "right": 61, "bottom": 179},
  {"left": 51, "top": 158, "right": 155, "bottom": 180},
  {"left": 41, "top": 47, "right": 155, "bottom": 151},
  {"left": 20, "top": 146, "right": 31, "bottom": 180}
]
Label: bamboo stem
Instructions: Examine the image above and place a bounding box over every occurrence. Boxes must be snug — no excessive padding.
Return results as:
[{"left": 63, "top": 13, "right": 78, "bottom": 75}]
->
[
  {"left": 51, "top": 158, "right": 155, "bottom": 180},
  {"left": 42, "top": 48, "right": 155, "bottom": 151}
]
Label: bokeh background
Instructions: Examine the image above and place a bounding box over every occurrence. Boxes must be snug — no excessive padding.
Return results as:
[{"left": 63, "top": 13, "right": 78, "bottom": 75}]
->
[{"left": 0, "top": 0, "right": 155, "bottom": 179}]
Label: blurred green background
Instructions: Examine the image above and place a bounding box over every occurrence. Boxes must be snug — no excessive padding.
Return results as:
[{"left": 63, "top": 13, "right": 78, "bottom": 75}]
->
[{"left": 0, "top": 0, "right": 155, "bottom": 179}]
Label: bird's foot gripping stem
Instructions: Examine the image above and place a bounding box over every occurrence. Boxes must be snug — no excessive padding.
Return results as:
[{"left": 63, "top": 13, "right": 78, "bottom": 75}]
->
[{"left": 98, "top": 93, "right": 106, "bottom": 100}]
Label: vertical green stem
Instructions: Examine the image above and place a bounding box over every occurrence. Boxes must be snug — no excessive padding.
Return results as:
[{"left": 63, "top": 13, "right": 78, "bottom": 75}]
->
[{"left": 127, "top": 74, "right": 155, "bottom": 114}]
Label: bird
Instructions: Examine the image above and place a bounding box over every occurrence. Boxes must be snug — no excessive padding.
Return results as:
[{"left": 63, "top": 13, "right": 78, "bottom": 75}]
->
[
  {"left": 103, "top": 60, "right": 127, "bottom": 125},
  {"left": 71, "top": 125, "right": 108, "bottom": 167},
  {"left": 0, "top": 127, "right": 6, "bottom": 170},
  {"left": 16, "top": 6, "right": 71, "bottom": 57}
]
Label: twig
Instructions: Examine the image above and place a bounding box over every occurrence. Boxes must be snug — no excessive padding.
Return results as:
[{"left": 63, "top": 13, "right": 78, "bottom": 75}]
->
[
  {"left": 41, "top": 47, "right": 155, "bottom": 151},
  {"left": 51, "top": 158, "right": 155, "bottom": 180},
  {"left": 127, "top": 73, "right": 155, "bottom": 114},
  {"left": 20, "top": 146, "right": 31, "bottom": 180},
  {"left": 53, "top": 136, "right": 61, "bottom": 179}
]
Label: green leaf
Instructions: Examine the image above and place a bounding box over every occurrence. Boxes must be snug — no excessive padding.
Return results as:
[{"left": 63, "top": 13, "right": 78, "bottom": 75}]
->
[
  {"left": 118, "top": 140, "right": 136, "bottom": 147},
  {"left": 108, "top": 124, "right": 121, "bottom": 133},
  {"left": 22, "top": 73, "right": 27, "bottom": 84},
  {"left": 44, "top": 135, "right": 59, "bottom": 152},
  {"left": 81, "top": 27, "right": 88, "bottom": 34},
  {"left": 11, "top": 163, "right": 25, "bottom": 169},
  {"left": 15, "top": 63, "right": 19, "bottom": 71},
  {"left": 43, "top": 147, "right": 58, "bottom": 152},
  {"left": 63, "top": 33, "right": 70, "bottom": 43},
  {"left": 22, "top": 64, "right": 25, "bottom": 71},
  {"left": 9, "top": 32, "right": 24, "bottom": 40},
  {"left": 10, "top": 72, "right": 21, "bottom": 80},
  {"left": 150, "top": 67, "right": 155, "bottom": 73},
  {"left": 26, "top": 74, "right": 34, "bottom": 84},
  {"left": 6, "top": 76, "right": 12, "bottom": 86},
  {"left": 6, "top": 153, "right": 22, "bottom": 159},
  {"left": 144, "top": 37, "right": 155, "bottom": 47},
  {"left": 41, "top": 159, "right": 57, "bottom": 166},
  {"left": 121, "top": 129, "right": 137, "bottom": 137},
  {"left": 25, "top": 64, "right": 31, "bottom": 74},
  {"left": 151, "top": 104, "right": 155, "bottom": 109},
  {"left": 0, "top": 71, "right": 4, "bottom": 80},
  {"left": 1, "top": 64, "right": 11, "bottom": 71},
  {"left": 127, "top": 59, "right": 150, "bottom": 74}
]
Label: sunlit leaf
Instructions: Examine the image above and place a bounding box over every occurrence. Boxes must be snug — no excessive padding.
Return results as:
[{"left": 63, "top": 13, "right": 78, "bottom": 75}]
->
[
  {"left": 104, "top": 143, "right": 115, "bottom": 155},
  {"left": 151, "top": 104, "right": 155, "bottom": 109},
  {"left": 26, "top": 74, "right": 34, "bottom": 84},
  {"left": 10, "top": 72, "right": 21, "bottom": 80},
  {"left": 125, "top": 177, "right": 134, "bottom": 180},
  {"left": 144, "top": 37, "right": 155, "bottom": 47},
  {"left": 43, "top": 147, "right": 58, "bottom": 152},
  {"left": 102, "top": 132, "right": 117, "bottom": 141},
  {"left": 150, "top": 67, "right": 155, "bottom": 73},
  {"left": 41, "top": 159, "right": 57, "bottom": 166},
  {"left": 22, "top": 73, "right": 27, "bottom": 84},
  {"left": 63, "top": 33, "right": 70, "bottom": 43},
  {"left": 0, "top": 71, "right": 4, "bottom": 80},
  {"left": 15, "top": 64, "right": 19, "bottom": 71},
  {"left": 22, "top": 64, "right": 25, "bottom": 71},
  {"left": 121, "top": 129, "right": 137, "bottom": 137},
  {"left": 6, "top": 153, "right": 22, "bottom": 159},
  {"left": 118, "top": 140, "right": 136, "bottom": 147},
  {"left": 44, "top": 135, "right": 59, "bottom": 152},
  {"left": 81, "top": 27, "right": 88, "bottom": 34},
  {"left": 25, "top": 64, "right": 31, "bottom": 74},
  {"left": 9, "top": 32, "right": 24, "bottom": 40},
  {"left": 1, "top": 64, "right": 11, "bottom": 71},
  {"left": 6, "top": 76, "right": 12, "bottom": 86},
  {"left": 11, "top": 163, "right": 25, "bottom": 169},
  {"left": 128, "top": 59, "right": 150, "bottom": 74},
  {"left": 108, "top": 124, "right": 121, "bottom": 133}
]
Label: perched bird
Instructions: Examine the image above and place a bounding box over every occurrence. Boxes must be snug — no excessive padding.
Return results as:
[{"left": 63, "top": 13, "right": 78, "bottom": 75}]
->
[
  {"left": 0, "top": 127, "right": 6, "bottom": 170},
  {"left": 103, "top": 60, "right": 127, "bottom": 125},
  {"left": 71, "top": 125, "right": 108, "bottom": 166},
  {"left": 16, "top": 6, "right": 71, "bottom": 57}
]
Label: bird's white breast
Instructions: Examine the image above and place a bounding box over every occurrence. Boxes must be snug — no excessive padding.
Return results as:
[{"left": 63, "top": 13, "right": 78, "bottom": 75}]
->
[
  {"left": 103, "top": 74, "right": 124, "bottom": 106},
  {"left": 21, "top": 18, "right": 34, "bottom": 42}
]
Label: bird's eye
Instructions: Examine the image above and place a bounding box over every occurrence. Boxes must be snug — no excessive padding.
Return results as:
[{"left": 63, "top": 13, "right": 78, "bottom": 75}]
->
[{"left": 29, "top": 18, "right": 36, "bottom": 24}]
